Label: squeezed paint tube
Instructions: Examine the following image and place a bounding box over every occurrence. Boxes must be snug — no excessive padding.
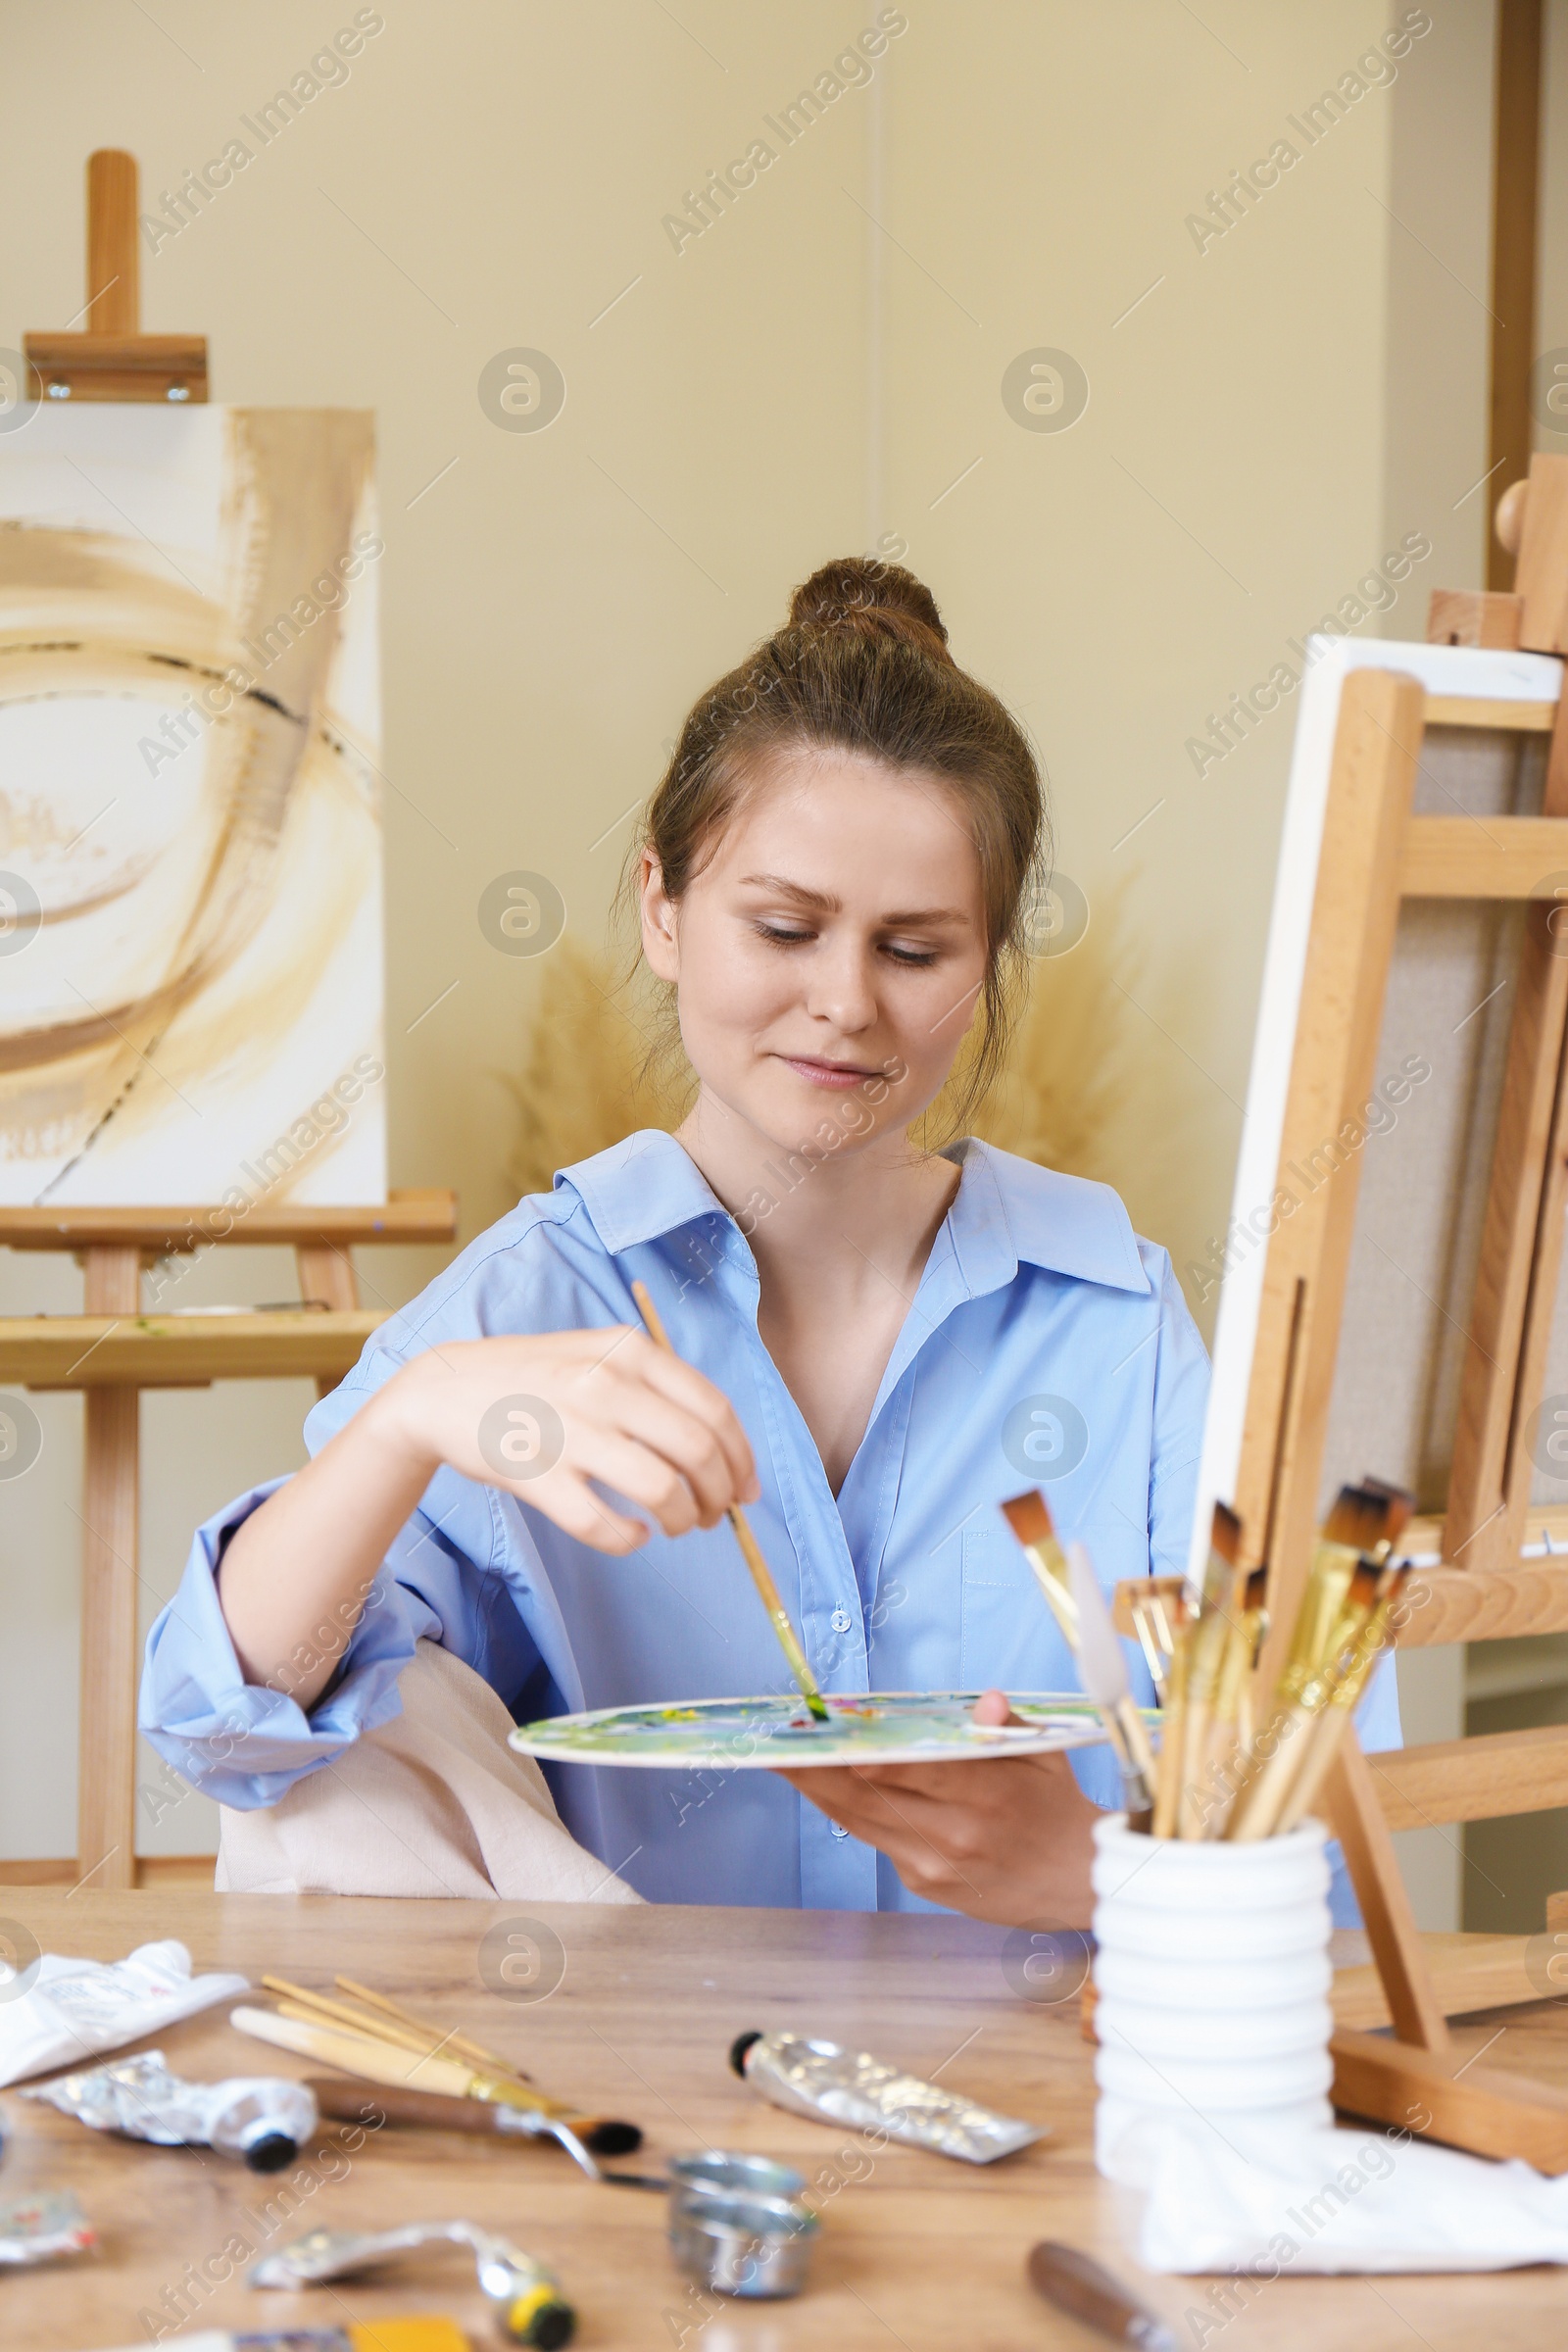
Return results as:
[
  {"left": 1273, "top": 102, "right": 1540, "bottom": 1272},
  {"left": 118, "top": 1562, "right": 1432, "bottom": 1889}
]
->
[
  {"left": 0, "top": 1938, "right": 248, "bottom": 2088},
  {"left": 728, "top": 2030, "right": 1044, "bottom": 2163},
  {"left": 251, "top": 2222, "right": 573, "bottom": 2348},
  {"left": 25, "top": 2049, "right": 317, "bottom": 2173},
  {"left": 89, "top": 2329, "right": 473, "bottom": 2352},
  {"left": 0, "top": 2186, "right": 95, "bottom": 2266}
]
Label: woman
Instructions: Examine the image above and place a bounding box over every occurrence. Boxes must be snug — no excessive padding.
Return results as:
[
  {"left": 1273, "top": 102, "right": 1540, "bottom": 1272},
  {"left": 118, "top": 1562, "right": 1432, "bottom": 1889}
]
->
[{"left": 141, "top": 557, "right": 1224, "bottom": 1925}]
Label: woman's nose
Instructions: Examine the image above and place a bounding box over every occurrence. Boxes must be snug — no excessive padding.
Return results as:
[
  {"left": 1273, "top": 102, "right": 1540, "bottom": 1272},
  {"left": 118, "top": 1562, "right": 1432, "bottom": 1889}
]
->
[{"left": 804, "top": 939, "right": 878, "bottom": 1032}]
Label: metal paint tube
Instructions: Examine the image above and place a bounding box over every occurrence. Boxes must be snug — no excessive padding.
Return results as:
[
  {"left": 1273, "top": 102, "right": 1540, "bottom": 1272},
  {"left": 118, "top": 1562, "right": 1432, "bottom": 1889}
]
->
[
  {"left": 90, "top": 2330, "right": 471, "bottom": 2352},
  {"left": 0, "top": 2186, "right": 95, "bottom": 2266},
  {"left": 729, "top": 2030, "right": 1044, "bottom": 2163},
  {"left": 25, "top": 2049, "right": 317, "bottom": 2173},
  {"left": 250, "top": 2222, "right": 573, "bottom": 2348}
]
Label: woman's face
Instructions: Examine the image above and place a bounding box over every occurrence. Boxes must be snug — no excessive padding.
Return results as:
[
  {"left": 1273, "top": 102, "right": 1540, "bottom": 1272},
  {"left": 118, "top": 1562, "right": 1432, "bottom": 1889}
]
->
[{"left": 641, "top": 745, "right": 989, "bottom": 1156}]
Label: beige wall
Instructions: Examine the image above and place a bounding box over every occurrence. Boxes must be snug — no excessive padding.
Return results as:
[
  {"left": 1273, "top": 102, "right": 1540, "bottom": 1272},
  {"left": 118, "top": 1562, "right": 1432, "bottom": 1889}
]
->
[{"left": 0, "top": 0, "right": 1490, "bottom": 1865}]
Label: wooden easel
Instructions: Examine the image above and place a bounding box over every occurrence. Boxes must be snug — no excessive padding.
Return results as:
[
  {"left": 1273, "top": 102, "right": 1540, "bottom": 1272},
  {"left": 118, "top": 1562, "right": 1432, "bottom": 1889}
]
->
[
  {"left": 0, "top": 152, "right": 458, "bottom": 1890},
  {"left": 24, "top": 148, "right": 207, "bottom": 401},
  {"left": 1229, "top": 454, "right": 1568, "bottom": 2165}
]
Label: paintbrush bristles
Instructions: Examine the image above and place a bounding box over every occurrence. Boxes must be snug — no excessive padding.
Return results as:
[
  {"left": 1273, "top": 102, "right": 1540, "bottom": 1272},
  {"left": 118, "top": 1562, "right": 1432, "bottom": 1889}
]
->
[
  {"left": 1133, "top": 1480, "right": 1408, "bottom": 1839},
  {"left": 1320, "top": 1484, "right": 1396, "bottom": 1558},
  {"left": 1000, "top": 1490, "right": 1055, "bottom": 1548},
  {"left": 1357, "top": 1476, "right": 1416, "bottom": 1551},
  {"left": 1002, "top": 1490, "right": 1080, "bottom": 1645}
]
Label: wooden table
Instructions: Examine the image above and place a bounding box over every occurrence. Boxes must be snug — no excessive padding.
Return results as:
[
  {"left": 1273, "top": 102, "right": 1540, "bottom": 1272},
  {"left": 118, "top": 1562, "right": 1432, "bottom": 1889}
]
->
[{"left": 3, "top": 1893, "right": 1567, "bottom": 2351}]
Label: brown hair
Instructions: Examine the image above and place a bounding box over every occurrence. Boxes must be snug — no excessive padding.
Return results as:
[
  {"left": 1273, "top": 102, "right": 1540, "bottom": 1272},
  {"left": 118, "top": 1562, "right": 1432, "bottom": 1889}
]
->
[{"left": 630, "top": 556, "right": 1048, "bottom": 1124}]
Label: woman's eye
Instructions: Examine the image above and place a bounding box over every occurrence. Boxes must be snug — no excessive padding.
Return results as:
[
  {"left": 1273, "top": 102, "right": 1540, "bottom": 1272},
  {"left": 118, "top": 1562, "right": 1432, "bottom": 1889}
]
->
[
  {"left": 755, "top": 923, "right": 814, "bottom": 947},
  {"left": 884, "top": 943, "right": 939, "bottom": 966}
]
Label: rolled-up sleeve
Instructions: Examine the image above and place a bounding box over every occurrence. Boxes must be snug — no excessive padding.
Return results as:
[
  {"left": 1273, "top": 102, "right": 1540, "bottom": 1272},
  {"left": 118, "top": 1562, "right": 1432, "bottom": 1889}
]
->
[
  {"left": 139, "top": 1477, "right": 438, "bottom": 1808},
  {"left": 137, "top": 1205, "right": 590, "bottom": 1814}
]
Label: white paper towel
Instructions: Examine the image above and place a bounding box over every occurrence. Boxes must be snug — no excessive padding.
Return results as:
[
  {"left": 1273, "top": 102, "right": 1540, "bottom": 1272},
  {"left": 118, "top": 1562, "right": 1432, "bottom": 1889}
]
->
[{"left": 1118, "top": 2111, "right": 1568, "bottom": 2275}]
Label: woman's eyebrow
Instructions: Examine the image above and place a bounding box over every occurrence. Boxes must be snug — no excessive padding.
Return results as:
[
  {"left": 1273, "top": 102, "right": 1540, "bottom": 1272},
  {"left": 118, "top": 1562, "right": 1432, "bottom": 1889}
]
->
[
  {"left": 738, "top": 873, "right": 970, "bottom": 927},
  {"left": 738, "top": 872, "right": 841, "bottom": 911}
]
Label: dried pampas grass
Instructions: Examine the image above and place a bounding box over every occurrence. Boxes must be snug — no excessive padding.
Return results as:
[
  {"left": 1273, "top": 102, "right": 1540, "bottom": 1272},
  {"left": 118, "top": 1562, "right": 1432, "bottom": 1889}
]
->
[
  {"left": 967, "top": 883, "right": 1132, "bottom": 1183},
  {"left": 504, "top": 882, "right": 1131, "bottom": 1200},
  {"left": 501, "top": 941, "right": 683, "bottom": 1202}
]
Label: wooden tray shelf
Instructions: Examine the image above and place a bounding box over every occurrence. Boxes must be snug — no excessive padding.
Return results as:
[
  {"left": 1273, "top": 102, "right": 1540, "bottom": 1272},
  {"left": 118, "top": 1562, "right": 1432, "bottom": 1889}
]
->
[{"left": 0, "top": 1310, "right": 387, "bottom": 1390}]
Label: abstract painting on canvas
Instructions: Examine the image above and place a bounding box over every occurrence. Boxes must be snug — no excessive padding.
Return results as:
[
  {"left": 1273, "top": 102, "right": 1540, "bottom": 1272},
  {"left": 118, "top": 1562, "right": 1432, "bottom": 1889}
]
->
[{"left": 0, "top": 405, "right": 384, "bottom": 1205}]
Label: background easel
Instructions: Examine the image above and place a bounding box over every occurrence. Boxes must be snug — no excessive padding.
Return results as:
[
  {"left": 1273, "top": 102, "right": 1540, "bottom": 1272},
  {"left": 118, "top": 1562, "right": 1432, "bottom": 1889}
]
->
[
  {"left": 1226, "top": 455, "right": 1568, "bottom": 2164},
  {"left": 0, "top": 151, "right": 457, "bottom": 1891}
]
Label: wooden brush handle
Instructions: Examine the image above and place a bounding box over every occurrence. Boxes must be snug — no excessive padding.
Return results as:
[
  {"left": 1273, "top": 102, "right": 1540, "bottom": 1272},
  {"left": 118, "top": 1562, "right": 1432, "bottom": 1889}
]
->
[
  {"left": 1225, "top": 1703, "right": 1316, "bottom": 1840},
  {"left": 309, "top": 2076, "right": 509, "bottom": 2134},
  {"left": 1028, "top": 2241, "right": 1175, "bottom": 2349},
  {"left": 306, "top": 2074, "right": 629, "bottom": 2148}
]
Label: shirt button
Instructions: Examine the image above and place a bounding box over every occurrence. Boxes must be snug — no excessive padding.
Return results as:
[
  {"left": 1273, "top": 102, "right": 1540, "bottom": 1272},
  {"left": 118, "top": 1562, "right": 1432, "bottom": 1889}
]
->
[
  {"left": 829, "top": 1822, "right": 850, "bottom": 1839},
  {"left": 830, "top": 1608, "right": 853, "bottom": 1633}
]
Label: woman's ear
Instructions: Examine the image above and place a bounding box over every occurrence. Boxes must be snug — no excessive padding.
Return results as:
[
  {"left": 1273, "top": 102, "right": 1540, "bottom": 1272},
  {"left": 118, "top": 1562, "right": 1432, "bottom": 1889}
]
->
[{"left": 640, "top": 850, "right": 681, "bottom": 981}]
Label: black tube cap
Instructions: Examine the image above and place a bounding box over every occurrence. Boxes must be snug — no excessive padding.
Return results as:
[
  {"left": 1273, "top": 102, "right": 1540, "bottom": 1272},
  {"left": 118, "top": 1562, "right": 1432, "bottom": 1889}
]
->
[
  {"left": 728, "top": 2031, "right": 762, "bottom": 2078},
  {"left": 581, "top": 2120, "right": 642, "bottom": 2156},
  {"left": 529, "top": 2299, "right": 575, "bottom": 2349},
  {"left": 243, "top": 2132, "right": 299, "bottom": 2174}
]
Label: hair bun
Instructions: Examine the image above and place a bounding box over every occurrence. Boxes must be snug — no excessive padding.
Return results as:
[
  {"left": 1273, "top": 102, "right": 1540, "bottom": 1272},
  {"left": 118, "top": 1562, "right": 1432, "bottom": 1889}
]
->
[{"left": 787, "top": 557, "right": 951, "bottom": 657}]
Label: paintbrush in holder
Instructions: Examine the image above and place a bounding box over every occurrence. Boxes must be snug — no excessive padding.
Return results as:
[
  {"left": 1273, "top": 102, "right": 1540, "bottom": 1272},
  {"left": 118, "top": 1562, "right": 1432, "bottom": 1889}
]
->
[
  {"left": 1000, "top": 1489, "right": 1079, "bottom": 1645},
  {"left": 1001, "top": 1491, "right": 1152, "bottom": 1826},
  {"left": 1226, "top": 1484, "right": 1411, "bottom": 1842}
]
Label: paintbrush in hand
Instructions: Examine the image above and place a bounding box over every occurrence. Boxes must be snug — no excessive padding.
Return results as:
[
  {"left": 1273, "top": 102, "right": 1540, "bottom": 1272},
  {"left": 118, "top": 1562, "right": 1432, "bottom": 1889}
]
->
[
  {"left": 629, "top": 1277, "right": 828, "bottom": 1723},
  {"left": 1066, "top": 1541, "right": 1154, "bottom": 1832}
]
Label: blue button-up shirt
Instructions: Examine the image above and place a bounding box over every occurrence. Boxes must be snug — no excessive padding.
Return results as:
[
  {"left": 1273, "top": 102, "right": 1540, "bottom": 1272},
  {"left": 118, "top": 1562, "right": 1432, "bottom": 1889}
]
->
[{"left": 140, "top": 1132, "right": 1396, "bottom": 1914}]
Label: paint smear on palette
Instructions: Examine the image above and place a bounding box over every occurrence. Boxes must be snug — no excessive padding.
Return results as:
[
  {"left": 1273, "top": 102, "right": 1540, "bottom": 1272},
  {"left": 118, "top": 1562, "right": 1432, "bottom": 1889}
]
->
[
  {"left": 511, "top": 1690, "right": 1136, "bottom": 1770},
  {"left": 0, "top": 406, "right": 384, "bottom": 1205}
]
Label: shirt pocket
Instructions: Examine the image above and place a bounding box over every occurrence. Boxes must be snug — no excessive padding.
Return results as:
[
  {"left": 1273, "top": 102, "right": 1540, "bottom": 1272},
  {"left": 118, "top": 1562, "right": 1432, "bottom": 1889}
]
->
[{"left": 959, "top": 1527, "right": 1075, "bottom": 1692}]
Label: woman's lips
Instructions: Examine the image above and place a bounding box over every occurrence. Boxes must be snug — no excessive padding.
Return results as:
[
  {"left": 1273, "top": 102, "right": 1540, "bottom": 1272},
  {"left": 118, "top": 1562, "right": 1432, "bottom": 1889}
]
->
[{"left": 781, "top": 1055, "right": 884, "bottom": 1091}]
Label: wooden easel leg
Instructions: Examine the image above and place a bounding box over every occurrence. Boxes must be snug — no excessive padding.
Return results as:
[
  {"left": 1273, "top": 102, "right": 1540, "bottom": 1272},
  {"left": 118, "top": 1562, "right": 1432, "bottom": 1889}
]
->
[
  {"left": 1323, "top": 1730, "right": 1451, "bottom": 2053},
  {"left": 79, "top": 1390, "right": 140, "bottom": 1890},
  {"left": 1316, "top": 1738, "right": 1568, "bottom": 2164},
  {"left": 297, "top": 1242, "right": 359, "bottom": 1401},
  {"left": 1444, "top": 692, "right": 1568, "bottom": 1568},
  {"left": 77, "top": 1245, "right": 141, "bottom": 1892}
]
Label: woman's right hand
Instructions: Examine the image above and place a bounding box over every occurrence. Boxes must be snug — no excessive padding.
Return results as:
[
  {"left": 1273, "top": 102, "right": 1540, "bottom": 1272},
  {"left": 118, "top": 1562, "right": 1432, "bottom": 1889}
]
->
[{"left": 372, "top": 1326, "right": 760, "bottom": 1554}]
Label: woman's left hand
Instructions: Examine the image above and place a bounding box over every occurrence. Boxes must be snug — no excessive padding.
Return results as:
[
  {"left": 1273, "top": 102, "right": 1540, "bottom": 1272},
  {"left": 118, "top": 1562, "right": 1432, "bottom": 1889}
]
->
[{"left": 774, "top": 1689, "right": 1101, "bottom": 1928}]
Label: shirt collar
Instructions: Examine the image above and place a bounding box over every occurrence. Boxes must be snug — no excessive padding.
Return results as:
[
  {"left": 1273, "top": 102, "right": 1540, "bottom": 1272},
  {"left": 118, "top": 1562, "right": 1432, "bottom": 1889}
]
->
[
  {"left": 937, "top": 1138, "right": 1151, "bottom": 1297},
  {"left": 557, "top": 1130, "right": 1150, "bottom": 1298},
  {"left": 555, "top": 1130, "right": 728, "bottom": 1251}
]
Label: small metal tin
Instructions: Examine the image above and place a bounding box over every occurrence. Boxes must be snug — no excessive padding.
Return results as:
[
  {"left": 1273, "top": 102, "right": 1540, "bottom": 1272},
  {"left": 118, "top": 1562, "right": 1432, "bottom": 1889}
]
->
[
  {"left": 668, "top": 2187, "right": 819, "bottom": 2299},
  {"left": 668, "top": 2151, "right": 808, "bottom": 2203}
]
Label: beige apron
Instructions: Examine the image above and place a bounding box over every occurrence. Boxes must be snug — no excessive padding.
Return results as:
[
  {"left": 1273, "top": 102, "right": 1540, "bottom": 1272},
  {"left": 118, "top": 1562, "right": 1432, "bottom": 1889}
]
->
[{"left": 215, "top": 1639, "right": 642, "bottom": 1903}]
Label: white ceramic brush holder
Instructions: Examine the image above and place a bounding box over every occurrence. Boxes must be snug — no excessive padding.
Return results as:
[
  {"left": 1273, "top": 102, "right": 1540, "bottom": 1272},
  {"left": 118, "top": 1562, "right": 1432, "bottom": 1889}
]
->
[{"left": 1090, "top": 1814, "right": 1334, "bottom": 2186}]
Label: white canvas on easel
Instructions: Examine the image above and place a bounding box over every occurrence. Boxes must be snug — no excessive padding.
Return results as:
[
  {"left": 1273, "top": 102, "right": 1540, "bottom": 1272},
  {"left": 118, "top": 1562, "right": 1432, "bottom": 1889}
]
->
[{"left": 0, "top": 406, "right": 385, "bottom": 1207}]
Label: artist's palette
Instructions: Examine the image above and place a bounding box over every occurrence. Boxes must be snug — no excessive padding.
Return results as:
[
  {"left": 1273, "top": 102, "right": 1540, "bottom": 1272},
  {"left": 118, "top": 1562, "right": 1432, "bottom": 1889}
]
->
[{"left": 511, "top": 1690, "right": 1131, "bottom": 1770}]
